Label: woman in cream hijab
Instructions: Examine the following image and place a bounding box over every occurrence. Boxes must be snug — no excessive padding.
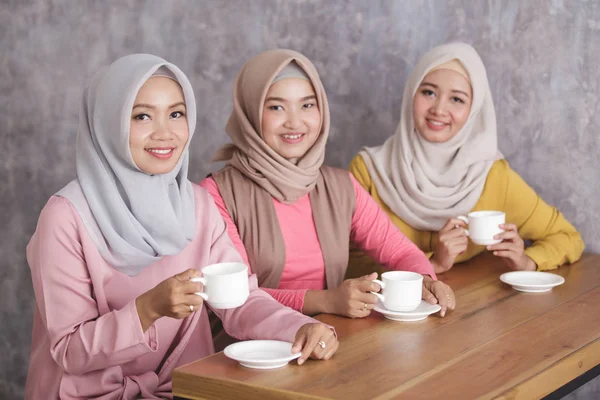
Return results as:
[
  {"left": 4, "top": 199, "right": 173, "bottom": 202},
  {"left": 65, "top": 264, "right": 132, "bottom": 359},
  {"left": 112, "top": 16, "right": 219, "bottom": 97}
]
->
[
  {"left": 201, "top": 49, "right": 455, "bottom": 325},
  {"left": 26, "top": 53, "right": 337, "bottom": 399},
  {"left": 349, "top": 42, "right": 583, "bottom": 275}
]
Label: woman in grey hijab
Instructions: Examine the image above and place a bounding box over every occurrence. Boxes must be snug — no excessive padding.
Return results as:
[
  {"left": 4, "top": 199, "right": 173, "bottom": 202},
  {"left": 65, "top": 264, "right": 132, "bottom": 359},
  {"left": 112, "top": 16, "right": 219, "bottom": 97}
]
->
[{"left": 25, "top": 53, "right": 337, "bottom": 400}]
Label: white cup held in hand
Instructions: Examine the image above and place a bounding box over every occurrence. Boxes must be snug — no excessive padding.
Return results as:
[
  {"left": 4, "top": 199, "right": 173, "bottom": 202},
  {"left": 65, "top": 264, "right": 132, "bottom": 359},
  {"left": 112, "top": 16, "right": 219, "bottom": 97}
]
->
[
  {"left": 457, "top": 211, "right": 505, "bottom": 246},
  {"left": 371, "top": 271, "right": 423, "bottom": 312},
  {"left": 191, "top": 262, "right": 249, "bottom": 309}
]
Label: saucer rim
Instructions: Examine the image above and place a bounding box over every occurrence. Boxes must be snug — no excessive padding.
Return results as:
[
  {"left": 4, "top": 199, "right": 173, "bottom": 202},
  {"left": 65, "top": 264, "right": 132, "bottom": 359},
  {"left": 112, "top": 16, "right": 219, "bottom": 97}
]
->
[
  {"left": 224, "top": 340, "right": 301, "bottom": 365},
  {"left": 500, "top": 271, "right": 565, "bottom": 289},
  {"left": 374, "top": 300, "right": 441, "bottom": 317}
]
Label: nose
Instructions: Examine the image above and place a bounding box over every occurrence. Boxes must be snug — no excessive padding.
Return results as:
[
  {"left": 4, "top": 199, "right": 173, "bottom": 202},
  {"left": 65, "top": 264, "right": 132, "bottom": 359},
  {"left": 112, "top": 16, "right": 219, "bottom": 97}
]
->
[
  {"left": 150, "top": 117, "right": 172, "bottom": 140},
  {"left": 430, "top": 98, "right": 448, "bottom": 116},
  {"left": 283, "top": 109, "right": 302, "bottom": 130}
]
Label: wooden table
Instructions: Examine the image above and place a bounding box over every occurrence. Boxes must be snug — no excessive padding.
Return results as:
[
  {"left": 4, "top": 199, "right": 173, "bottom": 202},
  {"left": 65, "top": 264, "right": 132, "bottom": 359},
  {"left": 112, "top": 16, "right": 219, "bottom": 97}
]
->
[{"left": 173, "top": 253, "right": 600, "bottom": 400}]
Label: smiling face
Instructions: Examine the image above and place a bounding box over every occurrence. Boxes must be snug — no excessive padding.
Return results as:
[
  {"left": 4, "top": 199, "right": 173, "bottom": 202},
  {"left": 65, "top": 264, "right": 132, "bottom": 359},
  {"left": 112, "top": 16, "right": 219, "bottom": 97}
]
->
[
  {"left": 129, "top": 76, "right": 189, "bottom": 174},
  {"left": 261, "top": 77, "right": 321, "bottom": 160},
  {"left": 412, "top": 68, "right": 473, "bottom": 143}
]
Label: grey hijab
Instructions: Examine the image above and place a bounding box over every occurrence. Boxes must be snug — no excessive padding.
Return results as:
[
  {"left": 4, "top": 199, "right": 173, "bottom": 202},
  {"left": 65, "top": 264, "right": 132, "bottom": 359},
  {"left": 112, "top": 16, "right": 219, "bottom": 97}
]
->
[{"left": 57, "top": 54, "right": 197, "bottom": 276}]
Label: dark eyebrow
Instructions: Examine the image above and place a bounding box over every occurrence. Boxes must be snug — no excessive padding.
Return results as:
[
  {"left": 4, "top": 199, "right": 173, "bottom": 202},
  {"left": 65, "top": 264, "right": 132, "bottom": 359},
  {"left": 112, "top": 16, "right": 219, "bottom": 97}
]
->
[
  {"left": 420, "top": 82, "right": 470, "bottom": 98},
  {"left": 132, "top": 102, "right": 186, "bottom": 110},
  {"left": 265, "top": 95, "right": 317, "bottom": 102},
  {"left": 451, "top": 89, "right": 470, "bottom": 98}
]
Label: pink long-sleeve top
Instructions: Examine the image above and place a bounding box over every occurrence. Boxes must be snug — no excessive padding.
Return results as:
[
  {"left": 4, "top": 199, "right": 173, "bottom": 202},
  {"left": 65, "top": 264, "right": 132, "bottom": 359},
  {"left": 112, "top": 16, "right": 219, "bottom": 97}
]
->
[
  {"left": 25, "top": 184, "right": 318, "bottom": 400},
  {"left": 199, "top": 172, "right": 436, "bottom": 313}
]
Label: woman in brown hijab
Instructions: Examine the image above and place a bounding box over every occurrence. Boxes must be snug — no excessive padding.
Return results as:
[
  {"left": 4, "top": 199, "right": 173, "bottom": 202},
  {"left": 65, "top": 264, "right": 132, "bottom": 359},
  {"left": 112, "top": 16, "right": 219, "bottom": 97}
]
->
[{"left": 200, "top": 49, "right": 455, "bottom": 321}]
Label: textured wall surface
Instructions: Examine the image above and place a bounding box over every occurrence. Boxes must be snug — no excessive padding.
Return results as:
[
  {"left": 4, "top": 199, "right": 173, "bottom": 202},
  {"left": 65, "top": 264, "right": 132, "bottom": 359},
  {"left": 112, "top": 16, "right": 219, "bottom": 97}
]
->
[{"left": 1, "top": 0, "right": 598, "bottom": 397}]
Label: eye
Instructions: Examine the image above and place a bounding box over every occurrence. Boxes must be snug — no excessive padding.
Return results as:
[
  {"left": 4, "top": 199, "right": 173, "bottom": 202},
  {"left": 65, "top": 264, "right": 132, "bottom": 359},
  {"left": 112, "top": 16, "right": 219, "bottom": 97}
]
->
[
  {"left": 451, "top": 97, "right": 465, "bottom": 104},
  {"left": 170, "top": 111, "right": 185, "bottom": 119},
  {"left": 133, "top": 113, "right": 150, "bottom": 121},
  {"left": 421, "top": 89, "right": 435, "bottom": 97},
  {"left": 302, "top": 103, "right": 316, "bottom": 109},
  {"left": 268, "top": 105, "right": 283, "bottom": 111}
]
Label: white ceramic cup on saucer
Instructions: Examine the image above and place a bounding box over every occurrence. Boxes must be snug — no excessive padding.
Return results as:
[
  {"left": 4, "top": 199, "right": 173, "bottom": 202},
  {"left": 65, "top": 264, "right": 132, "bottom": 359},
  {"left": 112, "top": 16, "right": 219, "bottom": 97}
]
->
[
  {"left": 191, "top": 262, "right": 249, "bottom": 309},
  {"left": 370, "top": 271, "right": 423, "bottom": 312},
  {"left": 457, "top": 211, "right": 505, "bottom": 246}
]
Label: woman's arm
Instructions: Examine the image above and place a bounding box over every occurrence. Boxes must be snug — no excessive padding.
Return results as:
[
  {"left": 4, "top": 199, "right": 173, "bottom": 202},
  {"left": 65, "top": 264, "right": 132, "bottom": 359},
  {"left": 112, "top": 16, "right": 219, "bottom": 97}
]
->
[
  {"left": 27, "top": 196, "right": 158, "bottom": 376},
  {"left": 502, "top": 162, "right": 585, "bottom": 270},
  {"left": 200, "top": 177, "right": 315, "bottom": 313},
  {"left": 200, "top": 194, "right": 323, "bottom": 340},
  {"left": 349, "top": 175, "right": 436, "bottom": 279}
]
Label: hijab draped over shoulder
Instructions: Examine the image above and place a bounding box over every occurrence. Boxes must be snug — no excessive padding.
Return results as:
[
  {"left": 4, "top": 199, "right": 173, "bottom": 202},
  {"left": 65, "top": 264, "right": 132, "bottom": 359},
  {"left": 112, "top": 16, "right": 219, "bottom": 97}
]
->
[
  {"left": 212, "top": 49, "right": 355, "bottom": 290},
  {"left": 57, "top": 54, "right": 197, "bottom": 276},
  {"left": 360, "top": 42, "right": 500, "bottom": 231}
]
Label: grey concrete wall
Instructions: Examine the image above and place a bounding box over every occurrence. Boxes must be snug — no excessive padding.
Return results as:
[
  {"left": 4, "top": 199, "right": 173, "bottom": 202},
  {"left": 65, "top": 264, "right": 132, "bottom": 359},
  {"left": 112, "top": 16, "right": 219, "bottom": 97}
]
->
[{"left": 1, "top": 0, "right": 598, "bottom": 397}]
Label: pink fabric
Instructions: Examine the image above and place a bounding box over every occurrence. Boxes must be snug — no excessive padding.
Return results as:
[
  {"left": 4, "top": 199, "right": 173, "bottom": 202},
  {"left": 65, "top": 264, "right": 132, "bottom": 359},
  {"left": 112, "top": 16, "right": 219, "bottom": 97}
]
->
[
  {"left": 25, "top": 184, "right": 317, "bottom": 400},
  {"left": 200, "top": 173, "right": 435, "bottom": 313}
]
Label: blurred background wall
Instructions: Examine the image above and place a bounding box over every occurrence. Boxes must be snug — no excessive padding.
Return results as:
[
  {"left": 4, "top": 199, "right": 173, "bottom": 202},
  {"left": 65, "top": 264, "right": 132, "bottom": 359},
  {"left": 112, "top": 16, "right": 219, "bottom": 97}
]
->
[{"left": 1, "top": 0, "right": 598, "bottom": 397}]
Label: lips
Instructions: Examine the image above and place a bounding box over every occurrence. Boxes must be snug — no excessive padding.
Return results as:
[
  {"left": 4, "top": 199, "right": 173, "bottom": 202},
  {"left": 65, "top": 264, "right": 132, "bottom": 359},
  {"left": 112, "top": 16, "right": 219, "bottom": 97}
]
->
[
  {"left": 279, "top": 133, "right": 306, "bottom": 144},
  {"left": 145, "top": 147, "right": 175, "bottom": 160},
  {"left": 426, "top": 118, "right": 449, "bottom": 131}
]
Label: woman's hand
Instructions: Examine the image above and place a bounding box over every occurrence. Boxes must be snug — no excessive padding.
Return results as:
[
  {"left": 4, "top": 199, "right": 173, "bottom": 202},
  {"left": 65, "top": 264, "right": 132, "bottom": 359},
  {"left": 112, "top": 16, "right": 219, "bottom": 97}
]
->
[
  {"left": 325, "top": 273, "right": 381, "bottom": 318},
  {"left": 431, "top": 218, "right": 469, "bottom": 274},
  {"left": 135, "top": 268, "right": 204, "bottom": 331},
  {"left": 292, "top": 323, "right": 338, "bottom": 365},
  {"left": 421, "top": 275, "right": 456, "bottom": 317},
  {"left": 487, "top": 223, "right": 537, "bottom": 271}
]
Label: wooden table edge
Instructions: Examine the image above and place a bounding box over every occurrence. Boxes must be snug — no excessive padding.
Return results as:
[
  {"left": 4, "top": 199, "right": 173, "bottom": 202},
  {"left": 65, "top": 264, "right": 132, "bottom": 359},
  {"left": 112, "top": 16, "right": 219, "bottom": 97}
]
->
[
  {"left": 492, "top": 337, "right": 600, "bottom": 400},
  {"left": 172, "top": 369, "right": 331, "bottom": 400}
]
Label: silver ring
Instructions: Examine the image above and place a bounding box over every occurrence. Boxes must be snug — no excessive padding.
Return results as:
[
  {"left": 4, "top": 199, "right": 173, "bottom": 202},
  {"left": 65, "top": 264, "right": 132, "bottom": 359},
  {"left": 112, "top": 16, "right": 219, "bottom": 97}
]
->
[
  {"left": 363, "top": 303, "right": 368, "bottom": 310},
  {"left": 189, "top": 304, "right": 194, "bottom": 312},
  {"left": 317, "top": 340, "right": 326, "bottom": 349},
  {"left": 445, "top": 294, "right": 451, "bottom": 301}
]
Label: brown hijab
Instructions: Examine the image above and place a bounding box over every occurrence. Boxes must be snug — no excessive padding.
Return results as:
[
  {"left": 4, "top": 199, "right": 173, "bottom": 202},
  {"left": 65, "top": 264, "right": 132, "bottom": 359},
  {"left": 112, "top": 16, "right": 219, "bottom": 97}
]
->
[
  {"left": 212, "top": 49, "right": 355, "bottom": 290},
  {"left": 214, "top": 49, "right": 331, "bottom": 203}
]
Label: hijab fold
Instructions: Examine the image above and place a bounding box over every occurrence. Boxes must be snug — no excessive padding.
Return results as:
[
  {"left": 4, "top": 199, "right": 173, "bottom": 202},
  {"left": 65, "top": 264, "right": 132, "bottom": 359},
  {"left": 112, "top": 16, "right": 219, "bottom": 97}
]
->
[
  {"left": 360, "top": 42, "right": 500, "bottom": 231},
  {"left": 57, "top": 54, "right": 197, "bottom": 276},
  {"left": 213, "top": 49, "right": 330, "bottom": 203}
]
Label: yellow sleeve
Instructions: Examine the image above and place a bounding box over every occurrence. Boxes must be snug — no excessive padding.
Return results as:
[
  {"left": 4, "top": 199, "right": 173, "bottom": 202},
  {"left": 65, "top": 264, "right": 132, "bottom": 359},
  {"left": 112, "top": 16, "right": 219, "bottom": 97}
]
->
[
  {"left": 502, "top": 162, "right": 585, "bottom": 270},
  {"left": 348, "top": 154, "right": 372, "bottom": 192},
  {"left": 346, "top": 154, "right": 383, "bottom": 278}
]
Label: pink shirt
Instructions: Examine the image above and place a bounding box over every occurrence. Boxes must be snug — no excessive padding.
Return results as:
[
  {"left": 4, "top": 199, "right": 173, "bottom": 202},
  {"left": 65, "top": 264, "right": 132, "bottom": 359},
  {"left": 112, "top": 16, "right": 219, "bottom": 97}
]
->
[
  {"left": 200, "top": 173, "right": 435, "bottom": 312},
  {"left": 25, "top": 184, "right": 317, "bottom": 400}
]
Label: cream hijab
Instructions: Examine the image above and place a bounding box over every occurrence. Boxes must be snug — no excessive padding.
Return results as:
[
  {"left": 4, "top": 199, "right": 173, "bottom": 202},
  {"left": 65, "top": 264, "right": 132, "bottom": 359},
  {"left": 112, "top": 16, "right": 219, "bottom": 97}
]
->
[
  {"left": 56, "top": 54, "right": 197, "bottom": 276},
  {"left": 360, "top": 42, "right": 500, "bottom": 231},
  {"left": 213, "top": 49, "right": 330, "bottom": 203}
]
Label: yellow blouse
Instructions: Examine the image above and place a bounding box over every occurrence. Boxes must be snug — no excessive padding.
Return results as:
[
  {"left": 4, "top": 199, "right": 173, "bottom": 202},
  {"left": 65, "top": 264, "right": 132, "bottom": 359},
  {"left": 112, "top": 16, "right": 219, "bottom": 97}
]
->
[{"left": 347, "top": 154, "right": 584, "bottom": 277}]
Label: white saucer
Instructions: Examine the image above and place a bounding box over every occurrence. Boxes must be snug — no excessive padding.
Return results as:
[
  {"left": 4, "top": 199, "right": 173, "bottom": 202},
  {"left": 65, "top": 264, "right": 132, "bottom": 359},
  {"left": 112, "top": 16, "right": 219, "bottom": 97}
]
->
[
  {"left": 500, "top": 271, "right": 565, "bottom": 293},
  {"left": 224, "top": 340, "right": 301, "bottom": 369},
  {"left": 374, "top": 300, "right": 441, "bottom": 322}
]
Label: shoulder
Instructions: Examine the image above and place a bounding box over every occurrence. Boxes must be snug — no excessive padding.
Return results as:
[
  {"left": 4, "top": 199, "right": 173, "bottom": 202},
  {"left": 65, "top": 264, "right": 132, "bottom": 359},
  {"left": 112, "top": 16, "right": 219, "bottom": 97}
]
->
[
  {"left": 192, "top": 181, "right": 218, "bottom": 207},
  {"left": 30, "top": 195, "right": 82, "bottom": 250},
  {"left": 348, "top": 153, "right": 372, "bottom": 187},
  {"left": 38, "top": 195, "right": 80, "bottom": 229},
  {"left": 349, "top": 153, "right": 367, "bottom": 171},
  {"left": 484, "top": 159, "right": 513, "bottom": 186}
]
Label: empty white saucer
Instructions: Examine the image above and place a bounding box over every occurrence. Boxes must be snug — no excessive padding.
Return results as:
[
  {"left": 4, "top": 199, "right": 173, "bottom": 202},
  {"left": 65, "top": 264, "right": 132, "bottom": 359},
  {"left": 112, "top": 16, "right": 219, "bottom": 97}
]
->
[
  {"left": 500, "top": 271, "right": 565, "bottom": 293},
  {"left": 224, "top": 340, "right": 301, "bottom": 369},
  {"left": 374, "top": 300, "right": 441, "bottom": 322}
]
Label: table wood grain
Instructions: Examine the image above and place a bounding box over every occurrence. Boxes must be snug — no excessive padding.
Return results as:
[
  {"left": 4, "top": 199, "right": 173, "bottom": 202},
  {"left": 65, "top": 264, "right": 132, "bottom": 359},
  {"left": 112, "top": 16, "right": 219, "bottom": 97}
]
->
[{"left": 173, "top": 252, "right": 600, "bottom": 400}]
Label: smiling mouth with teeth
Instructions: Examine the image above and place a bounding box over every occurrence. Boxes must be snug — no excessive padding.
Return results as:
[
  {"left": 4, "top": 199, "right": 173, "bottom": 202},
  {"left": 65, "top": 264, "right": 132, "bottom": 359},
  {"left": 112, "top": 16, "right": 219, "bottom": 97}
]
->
[
  {"left": 281, "top": 134, "right": 305, "bottom": 139},
  {"left": 146, "top": 148, "right": 174, "bottom": 154}
]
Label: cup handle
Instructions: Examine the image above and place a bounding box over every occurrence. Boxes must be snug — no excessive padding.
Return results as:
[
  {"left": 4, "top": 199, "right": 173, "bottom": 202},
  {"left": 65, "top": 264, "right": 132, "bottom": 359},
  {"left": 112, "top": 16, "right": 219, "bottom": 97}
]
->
[
  {"left": 370, "top": 279, "right": 385, "bottom": 302},
  {"left": 190, "top": 277, "right": 209, "bottom": 301},
  {"left": 456, "top": 215, "right": 470, "bottom": 237}
]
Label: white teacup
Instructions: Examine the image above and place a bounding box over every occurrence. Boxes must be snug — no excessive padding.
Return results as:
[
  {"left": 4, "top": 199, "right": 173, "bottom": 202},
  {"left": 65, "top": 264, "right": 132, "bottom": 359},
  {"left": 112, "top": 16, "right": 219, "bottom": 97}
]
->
[
  {"left": 371, "top": 271, "right": 423, "bottom": 312},
  {"left": 457, "top": 211, "right": 505, "bottom": 246},
  {"left": 191, "top": 262, "right": 249, "bottom": 309}
]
